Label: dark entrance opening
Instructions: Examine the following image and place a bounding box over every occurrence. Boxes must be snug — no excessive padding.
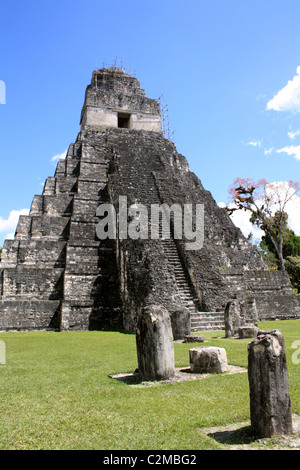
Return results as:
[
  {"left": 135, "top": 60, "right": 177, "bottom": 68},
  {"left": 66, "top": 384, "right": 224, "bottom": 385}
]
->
[{"left": 118, "top": 113, "right": 131, "bottom": 129}]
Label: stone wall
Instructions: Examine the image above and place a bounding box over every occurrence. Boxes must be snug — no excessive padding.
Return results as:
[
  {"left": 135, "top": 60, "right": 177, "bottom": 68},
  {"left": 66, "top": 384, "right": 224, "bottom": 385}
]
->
[
  {"left": 80, "top": 68, "right": 161, "bottom": 133},
  {"left": 223, "top": 268, "right": 300, "bottom": 320},
  {"left": 0, "top": 300, "right": 60, "bottom": 331}
]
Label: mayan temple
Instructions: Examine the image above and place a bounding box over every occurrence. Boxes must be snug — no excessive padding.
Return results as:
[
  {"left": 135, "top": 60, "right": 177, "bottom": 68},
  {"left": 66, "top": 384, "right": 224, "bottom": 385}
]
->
[{"left": 0, "top": 67, "right": 299, "bottom": 332}]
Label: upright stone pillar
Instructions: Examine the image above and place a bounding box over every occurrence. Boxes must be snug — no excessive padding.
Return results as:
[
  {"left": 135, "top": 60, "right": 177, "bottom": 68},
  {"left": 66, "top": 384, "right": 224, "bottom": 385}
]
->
[
  {"left": 248, "top": 329, "right": 293, "bottom": 437},
  {"left": 136, "top": 305, "right": 175, "bottom": 381},
  {"left": 243, "top": 297, "right": 258, "bottom": 324},
  {"left": 224, "top": 298, "right": 242, "bottom": 337},
  {"left": 170, "top": 307, "right": 191, "bottom": 340}
]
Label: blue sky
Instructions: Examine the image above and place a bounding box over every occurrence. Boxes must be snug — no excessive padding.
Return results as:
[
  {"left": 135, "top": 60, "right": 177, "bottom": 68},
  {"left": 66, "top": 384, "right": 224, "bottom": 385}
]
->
[{"left": 1, "top": 0, "right": 300, "bottom": 245}]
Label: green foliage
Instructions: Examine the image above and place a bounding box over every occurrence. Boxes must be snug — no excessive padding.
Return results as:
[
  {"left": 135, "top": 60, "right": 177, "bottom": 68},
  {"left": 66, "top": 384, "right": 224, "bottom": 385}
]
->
[
  {"left": 261, "top": 214, "right": 300, "bottom": 259},
  {"left": 259, "top": 215, "right": 300, "bottom": 291},
  {"left": 258, "top": 240, "right": 279, "bottom": 270},
  {"left": 0, "top": 321, "right": 299, "bottom": 450},
  {"left": 285, "top": 256, "right": 300, "bottom": 293}
]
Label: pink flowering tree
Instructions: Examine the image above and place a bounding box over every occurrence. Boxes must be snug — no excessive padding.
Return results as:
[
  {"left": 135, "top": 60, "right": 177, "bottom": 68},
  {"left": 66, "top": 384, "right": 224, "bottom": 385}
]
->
[{"left": 227, "top": 178, "right": 300, "bottom": 271}]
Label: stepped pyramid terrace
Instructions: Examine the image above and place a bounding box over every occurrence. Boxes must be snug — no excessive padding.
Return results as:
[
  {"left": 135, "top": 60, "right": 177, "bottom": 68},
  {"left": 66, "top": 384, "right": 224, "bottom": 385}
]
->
[{"left": 0, "top": 67, "right": 299, "bottom": 332}]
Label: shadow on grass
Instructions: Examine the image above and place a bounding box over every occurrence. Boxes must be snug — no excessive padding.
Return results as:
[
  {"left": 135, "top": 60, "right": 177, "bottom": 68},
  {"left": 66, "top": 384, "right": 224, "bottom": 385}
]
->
[
  {"left": 108, "top": 371, "right": 145, "bottom": 385},
  {"left": 109, "top": 364, "right": 248, "bottom": 387},
  {"left": 208, "top": 425, "right": 259, "bottom": 446}
]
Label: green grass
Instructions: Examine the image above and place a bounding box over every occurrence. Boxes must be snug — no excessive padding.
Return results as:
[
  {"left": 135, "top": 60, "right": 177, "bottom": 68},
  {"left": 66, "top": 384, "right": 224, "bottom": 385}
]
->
[{"left": 0, "top": 320, "right": 299, "bottom": 450}]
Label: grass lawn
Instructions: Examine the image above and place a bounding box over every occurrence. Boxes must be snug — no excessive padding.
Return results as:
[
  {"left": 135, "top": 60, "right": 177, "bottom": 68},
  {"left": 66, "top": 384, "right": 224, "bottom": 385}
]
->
[{"left": 0, "top": 320, "right": 299, "bottom": 450}]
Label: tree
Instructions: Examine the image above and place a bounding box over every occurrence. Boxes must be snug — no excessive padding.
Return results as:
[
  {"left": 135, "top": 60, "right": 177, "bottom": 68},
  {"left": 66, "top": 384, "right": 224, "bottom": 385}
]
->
[
  {"left": 285, "top": 256, "right": 300, "bottom": 293},
  {"left": 259, "top": 216, "right": 300, "bottom": 291},
  {"left": 261, "top": 216, "right": 300, "bottom": 260},
  {"left": 227, "top": 178, "right": 300, "bottom": 271}
]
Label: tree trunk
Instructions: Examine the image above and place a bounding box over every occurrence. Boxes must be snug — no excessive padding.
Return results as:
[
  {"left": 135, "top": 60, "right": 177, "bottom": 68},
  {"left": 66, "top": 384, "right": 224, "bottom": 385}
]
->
[
  {"left": 278, "top": 227, "right": 285, "bottom": 271},
  {"left": 269, "top": 230, "right": 285, "bottom": 271}
]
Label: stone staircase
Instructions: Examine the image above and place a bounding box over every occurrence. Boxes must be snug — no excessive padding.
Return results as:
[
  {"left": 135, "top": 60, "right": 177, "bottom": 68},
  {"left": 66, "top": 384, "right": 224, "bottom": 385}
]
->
[
  {"left": 190, "top": 311, "right": 224, "bottom": 332},
  {"left": 161, "top": 238, "right": 196, "bottom": 313},
  {"left": 162, "top": 236, "right": 225, "bottom": 331},
  {"left": 133, "top": 172, "right": 197, "bottom": 313},
  {"left": 142, "top": 177, "right": 225, "bottom": 331}
]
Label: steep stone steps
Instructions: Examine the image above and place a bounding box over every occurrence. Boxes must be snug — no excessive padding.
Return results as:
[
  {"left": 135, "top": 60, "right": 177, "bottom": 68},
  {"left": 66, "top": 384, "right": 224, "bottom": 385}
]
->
[
  {"left": 190, "top": 311, "right": 224, "bottom": 331},
  {"left": 125, "top": 167, "right": 197, "bottom": 315},
  {"left": 160, "top": 239, "right": 196, "bottom": 314}
]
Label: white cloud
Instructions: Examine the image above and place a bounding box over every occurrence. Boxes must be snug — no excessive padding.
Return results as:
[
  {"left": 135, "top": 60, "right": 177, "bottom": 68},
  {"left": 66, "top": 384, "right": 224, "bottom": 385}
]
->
[
  {"left": 288, "top": 129, "right": 300, "bottom": 140},
  {"left": 230, "top": 207, "right": 264, "bottom": 243},
  {"left": 5, "top": 233, "right": 15, "bottom": 240},
  {"left": 256, "top": 93, "right": 267, "bottom": 101},
  {"left": 264, "top": 147, "right": 274, "bottom": 155},
  {"left": 276, "top": 145, "right": 300, "bottom": 161},
  {"left": 285, "top": 193, "right": 300, "bottom": 235},
  {"left": 51, "top": 149, "right": 67, "bottom": 162},
  {"left": 218, "top": 202, "right": 264, "bottom": 243},
  {"left": 266, "top": 66, "right": 300, "bottom": 113},
  {"left": 0, "top": 209, "right": 29, "bottom": 241},
  {"left": 245, "top": 140, "right": 262, "bottom": 147}
]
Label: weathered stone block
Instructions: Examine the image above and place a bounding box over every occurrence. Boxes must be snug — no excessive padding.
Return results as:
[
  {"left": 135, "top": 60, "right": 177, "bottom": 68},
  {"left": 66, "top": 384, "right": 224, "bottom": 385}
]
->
[
  {"left": 0, "top": 240, "right": 19, "bottom": 266},
  {"left": 68, "top": 221, "right": 98, "bottom": 243},
  {"left": 242, "top": 298, "right": 258, "bottom": 324},
  {"left": 43, "top": 177, "right": 56, "bottom": 195},
  {"left": 248, "top": 329, "right": 293, "bottom": 437},
  {"left": 30, "top": 195, "right": 43, "bottom": 215},
  {"left": 17, "top": 240, "right": 66, "bottom": 266},
  {"left": 79, "top": 161, "right": 108, "bottom": 182},
  {"left": 54, "top": 159, "right": 66, "bottom": 176},
  {"left": 189, "top": 346, "right": 228, "bottom": 373},
  {"left": 55, "top": 175, "right": 77, "bottom": 194},
  {"left": 15, "top": 215, "right": 32, "bottom": 238},
  {"left": 77, "top": 180, "right": 105, "bottom": 199},
  {"left": 43, "top": 195, "right": 73, "bottom": 216},
  {"left": 183, "top": 335, "right": 205, "bottom": 343},
  {"left": 72, "top": 197, "right": 100, "bottom": 221},
  {"left": 65, "top": 158, "right": 80, "bottom": 177},
  {"left": 65, "top": 245, "right": 100, "bottom": 274},
  {"left": 237, "top": 325, "right": 258, "bottom": 339},
  {"left": 30, "top": 216, "right": 70, "bottom": 239},
  {"left": 136, "top": 305, "right": 175, "bottom": 381},
  {"left": 60, "top": 302, "right": 92, "bottom": 331},
  {"left": 63, "top": 273, "right": 100, "bottom": 300}
]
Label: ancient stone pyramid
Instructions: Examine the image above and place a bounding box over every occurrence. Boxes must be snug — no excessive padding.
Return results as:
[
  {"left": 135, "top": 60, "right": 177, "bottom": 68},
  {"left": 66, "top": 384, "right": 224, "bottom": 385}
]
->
[{"left": 0, "top": 67, "right": 299, "bottom": 331}]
